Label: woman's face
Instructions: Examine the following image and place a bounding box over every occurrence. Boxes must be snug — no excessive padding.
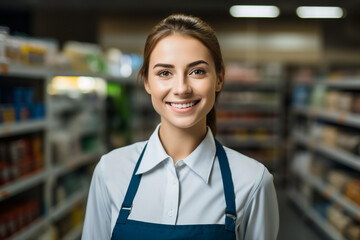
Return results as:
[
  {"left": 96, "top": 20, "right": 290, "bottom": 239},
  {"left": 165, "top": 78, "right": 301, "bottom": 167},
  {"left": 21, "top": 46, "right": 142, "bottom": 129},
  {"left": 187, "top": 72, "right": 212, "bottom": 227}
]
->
[{"left": 145, "top": 34, "right": 223, "bottom": 131}]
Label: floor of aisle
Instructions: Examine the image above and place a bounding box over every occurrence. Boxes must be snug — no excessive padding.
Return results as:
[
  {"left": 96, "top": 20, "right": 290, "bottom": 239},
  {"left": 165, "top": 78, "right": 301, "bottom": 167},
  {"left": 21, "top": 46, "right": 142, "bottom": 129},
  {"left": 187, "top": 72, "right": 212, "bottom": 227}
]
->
[{"left": 276, "top": 187, "right": 325, "bottom": 240}]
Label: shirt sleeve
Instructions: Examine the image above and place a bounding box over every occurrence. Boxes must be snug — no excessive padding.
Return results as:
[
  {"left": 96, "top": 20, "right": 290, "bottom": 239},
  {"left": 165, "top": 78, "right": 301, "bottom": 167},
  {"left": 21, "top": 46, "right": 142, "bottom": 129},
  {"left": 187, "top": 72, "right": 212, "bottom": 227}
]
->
[
  {"left": 239, "top": 168, "right": 279, "bottom": 240},
  {"left": 82, "top": 157, "right": 112, "bottom": 240}
]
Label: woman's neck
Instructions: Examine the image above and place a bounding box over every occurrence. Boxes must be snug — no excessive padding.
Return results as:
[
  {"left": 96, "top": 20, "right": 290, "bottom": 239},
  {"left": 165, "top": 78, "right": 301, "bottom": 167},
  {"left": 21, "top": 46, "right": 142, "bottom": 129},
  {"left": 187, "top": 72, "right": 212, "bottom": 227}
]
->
[{"left": 158, "top": 121, "right": 207, "bottom": 163}]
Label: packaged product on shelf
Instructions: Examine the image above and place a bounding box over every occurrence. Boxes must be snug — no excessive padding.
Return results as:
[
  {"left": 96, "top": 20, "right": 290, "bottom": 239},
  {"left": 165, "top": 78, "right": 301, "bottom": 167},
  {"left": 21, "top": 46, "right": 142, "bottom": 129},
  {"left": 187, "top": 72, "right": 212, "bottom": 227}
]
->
[
  {"left": 327, "top": 204, "right": 352, "bottom": 235},
  {"left": 344, "top": 179, "right": 360, "bottom": 205},
  {"left": 310, "top": 85, "right": 326, "bottom": 109},
  {"left": 63, "top": 41, "right": 106, "bottom": 74},
  {"left": 321, "top": 126, "right": 338, "bottom": 147},
  {"left": 224, "top": 63, "right": 260, "bottom": 83},
  {"left": 292, "top": 85, "right": 310, "bottom": 107},
  {"left": 336, "top": 132, "right": 360, "bottom": 155},
  {"left": 0, "top": 198, "right": 41, "bottom": 239},
  {"left": 327, "top": 170, "right": 350, "bottom": 192},
  {"left": 353, "top": 95, "right": 360, "bottom": 114},
  {"left": 324, "top": 91, "right": 341, "bottom": 112},
  {"left": 345, "top": 222, "right": 360, "bottom": 240},
  {"left": 5, "top": 35, "right": 58, "bottom": 66},
  {"left": 337, "top": 92, "right": 354, "bottom": 113}
]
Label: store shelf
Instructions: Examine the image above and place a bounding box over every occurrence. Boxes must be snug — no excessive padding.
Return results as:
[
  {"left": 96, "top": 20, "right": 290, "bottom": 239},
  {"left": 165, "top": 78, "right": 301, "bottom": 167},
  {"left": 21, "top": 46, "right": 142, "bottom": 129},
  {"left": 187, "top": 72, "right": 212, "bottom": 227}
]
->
[
  {"left": 293, "top": 131, "right": 360, "bottom": 171},
  {"left": 0, "top": 119, "right": 48, "bottom": 137},
  {"left": 287, "top": 189, "right": 347, "bottom": 240},
  {"left": 294, "top": 79, "right": 360, "bottom": 90},
  {"left": 63, "top": 223, "right": 83, "bottom": 240},
  {"left": 217, "top": 102, "right": 280, "bottom": 113},
  {"left": 2, "top": 63, "right": 51, "bottom": 78},
  {"left": 218, "top": 135, "right": 280, "bottom": 148},
  {"left": 217, "top": 118, "right": 279, "bottom": 130},
  {"left": 296, "top": 172, "right": 360, "bottom": 221},
  {"left": 293, "top": 106, "right": 360, "bottom": 129},
  {"left": 51, "top": 152, "right": 101, "bottom": 177},
  {"left": 222, "top": 82, "right": 279, "bottom": 91},
  {"left": 0, "top": 170, "right": 48, "bottom": 201},
  {"left": 324, "top": 79, "right": 360, "bottom": 89},
  {"left": 49, "top": 190, "right": 88, "bottom": 222},
  {"left": 10, "top": 218, "right": 49, "bottom": 240}
]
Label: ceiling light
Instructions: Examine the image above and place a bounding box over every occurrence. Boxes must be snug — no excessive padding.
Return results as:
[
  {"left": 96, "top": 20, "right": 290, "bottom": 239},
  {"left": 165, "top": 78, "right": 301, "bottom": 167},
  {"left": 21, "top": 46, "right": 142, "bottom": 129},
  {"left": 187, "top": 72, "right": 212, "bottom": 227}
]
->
[
  {"left": 230, "top": 5, "right": 280, "bottom": 18},
  {"left": 296, "top": 6, "right": 344, "bottom": 19}
]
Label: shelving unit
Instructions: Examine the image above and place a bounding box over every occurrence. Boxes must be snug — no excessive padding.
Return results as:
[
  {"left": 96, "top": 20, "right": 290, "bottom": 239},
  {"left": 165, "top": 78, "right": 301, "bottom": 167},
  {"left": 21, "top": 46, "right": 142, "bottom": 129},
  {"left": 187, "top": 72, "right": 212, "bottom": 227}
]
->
[
  {"left": 289, "top": 73, "right": 360, "bottom": 240},
  {"left": 0, "top": 63, "right": 134, "bottom": 239},
  {"left": 216, "top": 68, "right": 285, "bottom": 177}
]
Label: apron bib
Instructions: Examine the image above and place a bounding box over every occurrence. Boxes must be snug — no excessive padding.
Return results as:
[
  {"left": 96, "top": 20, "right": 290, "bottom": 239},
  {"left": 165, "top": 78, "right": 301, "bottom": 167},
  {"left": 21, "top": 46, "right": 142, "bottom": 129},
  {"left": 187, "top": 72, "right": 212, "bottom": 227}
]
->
[{"left": 111, "top": 139, "right": 237, "bottom": 240}]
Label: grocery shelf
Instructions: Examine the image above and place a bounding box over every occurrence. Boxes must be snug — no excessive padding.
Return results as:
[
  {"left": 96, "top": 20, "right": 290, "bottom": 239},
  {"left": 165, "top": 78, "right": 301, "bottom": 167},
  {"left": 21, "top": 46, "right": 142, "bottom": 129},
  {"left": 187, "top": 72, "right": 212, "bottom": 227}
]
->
[
  {"left": 222, "top": 82, "right": 279, "bottom": 91},
  {"left": 51, "top": 152, "right": 101, "bottom": 177},
  {"left": 49, "top": 189, "right": 88, "bottom": 222},
  {"left": 10, "top": 218, "right": 49, "bottom": 240},
  {"left": 296, "top": 172, "right": 360, "bottom": 221},
  {"left": 63, "top": 223, "right": 83, "bottom": 240},
  {"left": 218, "top": 135, "right": 280, "bottom": 148},
  {"left": 319, "top": 79, "right": 360, "bottom": 90},
  {"left": 0, "top": 170, "right": 49, "bottom": 201},
  {"left": 293, "top": 131, "right": 360, "bottom": 171},
  {"left": 293, "top": 106, "right": 360, "bottom": 129},
  {"left": 293, "top": 79, "right": 360, "bottom": 90},
  {"left": 3, "top": 63, "right": 51, "bottom": 78},
  {"left": 287, "top": 189, "right": 347, "bottom": 240},
  {"left": 1, "top": 63, "right": 136, "bottom": 84},
  {"left": 217, "top": 118, "right": 279, "bottom": 130},
  {"left": 0, "top": 119, "right": 48, "bottom": 137},
  {"left": 217, "top": 102, "right": 280, "bottom": 113}
]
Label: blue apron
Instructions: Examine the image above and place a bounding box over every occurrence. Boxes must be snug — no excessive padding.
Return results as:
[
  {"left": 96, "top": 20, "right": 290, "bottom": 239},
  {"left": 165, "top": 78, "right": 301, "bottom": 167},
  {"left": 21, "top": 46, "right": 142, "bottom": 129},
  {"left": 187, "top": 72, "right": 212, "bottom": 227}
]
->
[{"left": 111, "top": 139, "right": 237, "bottom": 240}]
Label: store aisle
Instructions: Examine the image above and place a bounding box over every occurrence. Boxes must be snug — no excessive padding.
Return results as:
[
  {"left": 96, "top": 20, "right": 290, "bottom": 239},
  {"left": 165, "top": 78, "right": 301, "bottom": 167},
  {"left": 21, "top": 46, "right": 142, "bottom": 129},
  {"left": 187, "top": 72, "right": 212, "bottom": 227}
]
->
[{"left": 277, "top": 187, "right": 324, "bottom": 240}]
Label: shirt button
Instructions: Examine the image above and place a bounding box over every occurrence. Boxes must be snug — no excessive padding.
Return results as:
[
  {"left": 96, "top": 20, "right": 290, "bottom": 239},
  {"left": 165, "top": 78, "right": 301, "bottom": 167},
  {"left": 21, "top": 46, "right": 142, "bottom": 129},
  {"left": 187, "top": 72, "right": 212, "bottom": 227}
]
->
[
  {"left": 168, "top": 210, "right": 174, "bottom": 217},
  {"left": 177, "top": 161, "right": 184, "bottom": 167},
  {"left": 172, "top": 179, "right": 177, "bottom": 185}
]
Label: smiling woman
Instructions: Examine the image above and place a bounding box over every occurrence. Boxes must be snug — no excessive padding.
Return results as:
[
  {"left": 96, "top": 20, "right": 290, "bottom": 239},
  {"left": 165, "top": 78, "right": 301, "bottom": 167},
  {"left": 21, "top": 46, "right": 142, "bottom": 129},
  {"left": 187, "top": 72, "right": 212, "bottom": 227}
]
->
[{"left": 82, "top": 13, "right": 279, "bottom": 240}]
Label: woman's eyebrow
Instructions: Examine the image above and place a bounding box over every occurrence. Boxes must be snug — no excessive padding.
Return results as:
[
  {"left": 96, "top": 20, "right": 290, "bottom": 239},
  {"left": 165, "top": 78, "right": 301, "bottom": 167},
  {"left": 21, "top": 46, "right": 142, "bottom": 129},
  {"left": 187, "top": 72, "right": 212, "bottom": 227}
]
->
[
  {"left": 153, "top": 63, "right": 174, "bottom": 69},
  {"left": 152, "top": 60, "right": 209, "bottom": 69},
  {"left": 187, "top": 60, "right": 209, "bottom": 68}
]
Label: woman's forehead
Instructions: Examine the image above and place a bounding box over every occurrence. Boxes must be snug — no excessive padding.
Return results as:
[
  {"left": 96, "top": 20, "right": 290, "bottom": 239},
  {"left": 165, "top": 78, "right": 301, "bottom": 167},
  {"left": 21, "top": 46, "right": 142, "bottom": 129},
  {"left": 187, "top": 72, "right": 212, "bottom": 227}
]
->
[{"left": 149, "top": 34, "right": 214, "bottom": 66}]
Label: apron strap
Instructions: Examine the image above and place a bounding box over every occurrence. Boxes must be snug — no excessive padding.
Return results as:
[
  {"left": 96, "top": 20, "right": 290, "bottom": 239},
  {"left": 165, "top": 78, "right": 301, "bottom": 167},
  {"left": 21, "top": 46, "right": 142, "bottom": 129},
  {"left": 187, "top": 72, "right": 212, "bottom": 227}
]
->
[
  {"left": 215, "top": 139, "right": 237, "bottom": 232},
  {"left": 117, "top": 143, "right": 148, "bottom": 224}
]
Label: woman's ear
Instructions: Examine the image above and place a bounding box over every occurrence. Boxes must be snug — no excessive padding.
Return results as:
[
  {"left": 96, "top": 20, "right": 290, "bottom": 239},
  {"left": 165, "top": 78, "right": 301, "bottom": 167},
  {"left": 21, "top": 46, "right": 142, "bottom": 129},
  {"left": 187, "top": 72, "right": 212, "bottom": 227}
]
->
[
  {"left": 144, "top": 77, "right": 151, "bottom": 95},
  {"left": 215, "top": 68, "right": 225, "bottom": 92}
]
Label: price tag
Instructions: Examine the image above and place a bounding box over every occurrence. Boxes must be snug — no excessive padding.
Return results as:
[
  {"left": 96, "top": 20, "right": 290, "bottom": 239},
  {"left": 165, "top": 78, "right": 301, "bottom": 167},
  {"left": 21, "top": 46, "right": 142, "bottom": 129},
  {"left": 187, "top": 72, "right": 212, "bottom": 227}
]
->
[
  {"left": 323, "top": 187, "right": 333, "bottom": 199},
  {"left": 1, "top": 127, "right": 11, "bottom": 136},
  {"left": 1, "top": 190, "right": 9, "bottom": 199},
  {"left": 337, "top": 114, "right": 347, "bottom": 124},
  {"left": 0, "top": 63, "right": 9, "bottom": 74}
]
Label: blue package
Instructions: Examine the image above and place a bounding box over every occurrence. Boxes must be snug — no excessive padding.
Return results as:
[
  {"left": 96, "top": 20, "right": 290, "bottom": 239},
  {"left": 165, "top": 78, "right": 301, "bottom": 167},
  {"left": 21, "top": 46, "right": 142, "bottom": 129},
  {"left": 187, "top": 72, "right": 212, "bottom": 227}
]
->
[{"left": 23, "top": 88, "right": 34, "bottom": 104}]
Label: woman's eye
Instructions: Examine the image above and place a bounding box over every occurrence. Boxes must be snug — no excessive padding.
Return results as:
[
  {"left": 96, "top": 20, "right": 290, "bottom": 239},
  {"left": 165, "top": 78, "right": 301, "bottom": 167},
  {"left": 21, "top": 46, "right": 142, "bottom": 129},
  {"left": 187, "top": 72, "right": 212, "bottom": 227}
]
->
[
  {"left": 190, "top": 69, "right": 205, "bottom": 76},
  {"left": 158, "top": 71, "right": 171, "bottom": 77}
]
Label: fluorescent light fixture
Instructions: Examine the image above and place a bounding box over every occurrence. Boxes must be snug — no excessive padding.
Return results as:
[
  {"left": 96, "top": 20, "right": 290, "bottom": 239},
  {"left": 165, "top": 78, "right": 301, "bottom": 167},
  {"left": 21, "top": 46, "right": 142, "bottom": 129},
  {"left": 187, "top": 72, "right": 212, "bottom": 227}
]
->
[
  {"left": 296, "top": 6, "right": 344, "bottom": 19},
  {"left": 230, "top": 5, "right": 280, "bottom": 18}
]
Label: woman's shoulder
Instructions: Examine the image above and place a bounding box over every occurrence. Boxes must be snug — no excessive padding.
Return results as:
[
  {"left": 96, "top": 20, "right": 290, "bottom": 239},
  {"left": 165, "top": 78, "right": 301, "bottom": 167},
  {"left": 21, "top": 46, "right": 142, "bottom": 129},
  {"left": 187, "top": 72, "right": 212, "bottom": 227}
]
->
[
  {"left": 223, "top": 145, "right": 273, "bottom": 195},
  {"left": 96, "top": 141, "right": 148, "bottom": 176}
]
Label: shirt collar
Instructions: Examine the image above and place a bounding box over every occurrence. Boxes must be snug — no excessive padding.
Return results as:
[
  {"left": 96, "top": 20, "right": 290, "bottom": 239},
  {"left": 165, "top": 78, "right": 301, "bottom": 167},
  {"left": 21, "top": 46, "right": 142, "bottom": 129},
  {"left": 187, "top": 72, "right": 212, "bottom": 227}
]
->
[
  {"left": 136, "top": 124, "right": 169, "bottom": 175},
  {"left": 182, "top": 127, "right": 216, "bottom": 184},
  {"left": 136, "top": 124, "right": 217, "bottom": 185}
]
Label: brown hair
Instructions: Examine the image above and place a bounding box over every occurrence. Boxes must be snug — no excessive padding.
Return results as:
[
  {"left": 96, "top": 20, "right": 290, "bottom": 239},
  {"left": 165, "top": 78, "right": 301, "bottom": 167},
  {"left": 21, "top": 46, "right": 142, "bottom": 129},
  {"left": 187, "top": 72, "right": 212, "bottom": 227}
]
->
[{"left": 138, "top": 14, "right": 224, "bottom": 135}]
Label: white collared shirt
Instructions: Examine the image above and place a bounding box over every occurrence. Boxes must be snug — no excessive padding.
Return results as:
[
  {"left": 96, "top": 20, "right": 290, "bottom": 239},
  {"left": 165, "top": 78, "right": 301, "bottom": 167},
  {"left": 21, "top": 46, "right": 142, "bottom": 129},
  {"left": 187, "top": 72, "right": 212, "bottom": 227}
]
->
[{"left": 82, "top": 125, "right": 279, "bottom": 240}]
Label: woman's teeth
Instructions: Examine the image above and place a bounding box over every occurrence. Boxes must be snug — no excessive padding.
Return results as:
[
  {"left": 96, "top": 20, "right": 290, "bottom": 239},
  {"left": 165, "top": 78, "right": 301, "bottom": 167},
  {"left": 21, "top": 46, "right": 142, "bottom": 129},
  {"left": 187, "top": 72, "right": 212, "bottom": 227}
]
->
[{"left": 170, "top": 102, "right": 197, "bottom": 109}]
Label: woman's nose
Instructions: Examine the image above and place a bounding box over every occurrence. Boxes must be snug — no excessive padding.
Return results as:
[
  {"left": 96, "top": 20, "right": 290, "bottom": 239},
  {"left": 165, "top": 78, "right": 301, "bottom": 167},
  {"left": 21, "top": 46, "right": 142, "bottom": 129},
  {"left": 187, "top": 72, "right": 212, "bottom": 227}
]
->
[{"left": 173, "top": 75, "right": 192, "bottom": 95}]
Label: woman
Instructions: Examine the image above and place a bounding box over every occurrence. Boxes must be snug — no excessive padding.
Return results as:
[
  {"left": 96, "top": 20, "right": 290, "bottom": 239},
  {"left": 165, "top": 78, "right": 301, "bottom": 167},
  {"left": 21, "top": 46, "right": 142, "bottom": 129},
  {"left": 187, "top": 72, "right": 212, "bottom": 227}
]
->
[{"left": 82, "top": 14, "right": 279, "bottom": 240}]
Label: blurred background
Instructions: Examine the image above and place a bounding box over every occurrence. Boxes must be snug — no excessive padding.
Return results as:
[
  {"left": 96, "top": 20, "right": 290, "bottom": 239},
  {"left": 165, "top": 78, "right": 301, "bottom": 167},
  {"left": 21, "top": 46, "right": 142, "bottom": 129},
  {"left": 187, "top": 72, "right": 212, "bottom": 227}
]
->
[{"left": 0, "top": 1, "right": 360, "bottom": 239}]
